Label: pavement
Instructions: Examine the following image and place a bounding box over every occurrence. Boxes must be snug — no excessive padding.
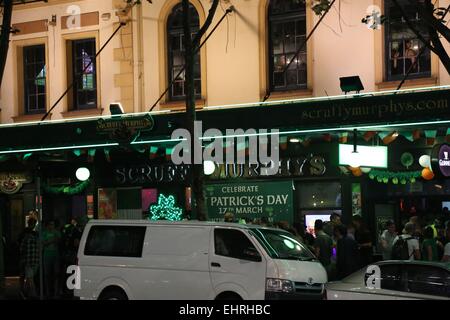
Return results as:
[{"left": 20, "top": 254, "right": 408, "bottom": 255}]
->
[
  {"left": 0, "top": 277, "right": 23, "bottom": 300},
  {"left": 0, "top": 277, "right": 73, "bottom": 300}
]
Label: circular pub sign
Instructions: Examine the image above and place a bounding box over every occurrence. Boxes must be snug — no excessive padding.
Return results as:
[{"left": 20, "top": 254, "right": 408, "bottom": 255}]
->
[{"left": 431, "top": 144, "right": 450, "bottom": 178}]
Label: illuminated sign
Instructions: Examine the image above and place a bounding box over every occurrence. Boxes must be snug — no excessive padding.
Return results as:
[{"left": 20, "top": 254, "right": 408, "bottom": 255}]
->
[
  {"left": 339, "top": 144, "right": 388, "bottom": 168},
  {"left": 0, "top": 172, "right": 32, "bottom": 195},
  {"left": 431, "top": 143, "right": 450, "bottom": 177}
]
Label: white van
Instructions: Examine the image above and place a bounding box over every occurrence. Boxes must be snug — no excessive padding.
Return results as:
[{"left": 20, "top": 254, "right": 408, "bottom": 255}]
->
[{"left": 74, "top": 220, "right": 327, "bottom": 300}]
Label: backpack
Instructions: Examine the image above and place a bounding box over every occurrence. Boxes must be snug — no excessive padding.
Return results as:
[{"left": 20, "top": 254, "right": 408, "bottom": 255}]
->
[{"left": 391, "top": 236, "right": 413, "bottom": 260}]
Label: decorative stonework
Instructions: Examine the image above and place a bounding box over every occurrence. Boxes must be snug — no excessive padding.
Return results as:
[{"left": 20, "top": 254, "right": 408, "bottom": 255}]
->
[{"left": 113, "top": 0, "right": 135, "bottom": 113}]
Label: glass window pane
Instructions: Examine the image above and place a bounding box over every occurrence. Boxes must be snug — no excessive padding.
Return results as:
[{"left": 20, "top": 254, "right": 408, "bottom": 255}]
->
[
  {"left": 167, "top": 3, "right": 201, "bottom": 100},
  {"left": 385, "top": 0, "right": 430, "bottom": 80},
  {"left": 172, "top": 51, "right": 184, "bottom": 67},
  {"left": 85, "top": 226, "right": 146, "bottom": 257},
  {"left": 194, "top": 80, "right": 201, "bottom": 95},
  {"left": 273, "top": 72, "right": 285, "bottom": 87},
  {"left": 284, "top": 22, "right": 296, "bottom": 53},
  {"left": 24, "top": 44, "right": 46, "bottom": 114},
  {"left": 272, "top": 23, "right": 283, "bottom": 54},
  {"left": 298, "top": 182, "right": 342, "bottom": 209},
  {"left": 28, "top": 95, "right": 36, "bottom": 110},
  {"left": 269, "top": 2, "right": 307, "bottom": 91},
  {"left": 172, "top": 81, "right": 184, "bottom": 97},
  {"left": 72, "top": 38, "right": 97, "bottom": 109},
  {"left": 407, "top": 265, "right": 450, "bottom": 297},
  {"left": 37, "top": 94, "right": 46, "bottom": 110},
  {"left": 214, "top": 229, "right": 258, "bottom": 260},
  {"left": 379, "top": 264, "right": 405, "bottom": 291},
  {"left": 286, "top": 69, "right": 297, "bottom": 87},
  {"left": 273, "top": 54, "right": 286, "bottom": 71}
]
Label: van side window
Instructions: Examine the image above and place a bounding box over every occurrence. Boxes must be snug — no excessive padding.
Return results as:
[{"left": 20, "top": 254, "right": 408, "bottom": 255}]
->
[
  {"left": 214, "top": 229, "right": 259, "bottom": 260},
  {"left": 84, "top": 226, "right": 146, "bottom": 257}
]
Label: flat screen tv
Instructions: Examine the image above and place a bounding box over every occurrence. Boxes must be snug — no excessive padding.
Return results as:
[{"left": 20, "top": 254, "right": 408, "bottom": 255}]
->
[{"left": 304, "top": 214, "right": 331, "bottom": 238}]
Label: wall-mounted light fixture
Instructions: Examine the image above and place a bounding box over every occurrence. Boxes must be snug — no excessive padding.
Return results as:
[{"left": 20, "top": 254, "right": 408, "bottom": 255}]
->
[
  {"left": 76, "top": 167, "right": 90, "bottom": 181},
  {"left": 110, "top": 102, "right": 124, "bottom": 116}
]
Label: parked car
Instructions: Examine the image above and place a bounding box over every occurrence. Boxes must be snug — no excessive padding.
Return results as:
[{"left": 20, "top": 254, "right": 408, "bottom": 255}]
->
[
  {"left": 74, "top": 220, "right": 327, "bottom": 300},
  {"left": 325, "top": 260, "right": 450, "bottom": 300}
]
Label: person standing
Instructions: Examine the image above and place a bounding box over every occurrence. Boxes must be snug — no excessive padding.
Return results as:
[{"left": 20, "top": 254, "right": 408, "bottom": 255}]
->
[
  {"left": 313, "top": 220, "right": 333, "bottom": 279},
  {"left": 379, "top": 220, "right": 397, "bottom": 260},
  {"left": 353, "top": 215, "right": 373, "bottom": 267},
  {"left": 442, "top": 224, "right": 450, "bottom": 262},
  {"left": 42, "top": 220, "right": 61, "bottom": 298},
  {"left": 421, "top": 226, "right": 439, "bottom": 261},
  {"left": 392, "top": 222, "right": 421, "bottom": 260},
  {"left": 19, "top": 218, "right": 39, "bottom": 299},
  {"left": 323, "top": 212, "right": 341, "bottom": 238},
  {"left": 442, "top": 241, "right": 450, "bottom": 262},
  {"left": 334, "top": 224, "right": 360, "bottom": 280}
]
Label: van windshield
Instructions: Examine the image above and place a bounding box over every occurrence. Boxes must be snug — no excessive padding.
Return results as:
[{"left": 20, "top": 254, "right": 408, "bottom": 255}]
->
[{"left": 250, "top": 228, "right": 316, "bottom": 261}]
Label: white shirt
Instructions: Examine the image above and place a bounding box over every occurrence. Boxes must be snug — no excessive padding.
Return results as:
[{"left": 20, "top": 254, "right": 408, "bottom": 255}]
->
[
  {"left": 393, "top": 234, "right": 419, "bottom": 260},
  {"left": 444, "top": 243, "right": 450, "bottom": 258}
]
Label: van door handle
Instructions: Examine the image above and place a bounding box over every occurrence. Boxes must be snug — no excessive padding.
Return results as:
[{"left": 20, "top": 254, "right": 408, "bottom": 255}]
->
[{"left": 211, "top": 262, "right": 221, "bottom": 268}]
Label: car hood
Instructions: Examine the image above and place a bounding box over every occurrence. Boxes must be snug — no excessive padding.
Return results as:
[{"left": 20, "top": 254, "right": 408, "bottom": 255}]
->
[{"left": 271, "top": 259, "right": 328, "bottom": 284}]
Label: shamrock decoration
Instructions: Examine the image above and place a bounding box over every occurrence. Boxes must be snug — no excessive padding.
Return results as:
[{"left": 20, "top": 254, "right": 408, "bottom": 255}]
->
[{"left": 149, "top": 194, "right": 183, "bottom": 221}]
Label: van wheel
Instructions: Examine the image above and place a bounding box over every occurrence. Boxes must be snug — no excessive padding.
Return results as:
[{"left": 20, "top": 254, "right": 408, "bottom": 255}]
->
[
  {"left": 99, "top": 288, "right": 128, "bottom": 300},
  {"left": 215, "top": 292, "right": 242, "bottom": 300}
]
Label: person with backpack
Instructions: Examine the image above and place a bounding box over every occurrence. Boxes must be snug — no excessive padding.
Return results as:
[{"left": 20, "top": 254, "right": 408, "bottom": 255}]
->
[{"left": 391, "top": 222, "right": 421, "bottom": 260}]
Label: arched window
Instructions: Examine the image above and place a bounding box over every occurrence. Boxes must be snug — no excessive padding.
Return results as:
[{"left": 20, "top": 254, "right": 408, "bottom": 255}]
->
[
  {"left": 268, "top": 0, "right": 307, "bottom": 92},
  {"left": 167, "top": 3, "right": 201, "bottom": 101}
]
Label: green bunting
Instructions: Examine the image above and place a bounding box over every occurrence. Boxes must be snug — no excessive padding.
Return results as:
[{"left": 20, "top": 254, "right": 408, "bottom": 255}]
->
[
  {"left": 369, "top": 170, "right": 422, "bottom": 184},
  {"left": 43, "top": 180, "right": 90, "bottom": 195}
]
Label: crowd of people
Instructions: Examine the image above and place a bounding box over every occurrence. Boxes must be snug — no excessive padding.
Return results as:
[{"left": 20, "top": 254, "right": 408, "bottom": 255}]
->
[
  {"left": 222, "top": 211, "right": 374, "bottom": 281},
  {"left": 223, "top": 210, "right": 450, "bottom": 282},
  {"left": 17, "top": 211, "right": 85, "bottom": 299},
  {"left": 379, "top": 214, "right": 450, "bottom": 263}
]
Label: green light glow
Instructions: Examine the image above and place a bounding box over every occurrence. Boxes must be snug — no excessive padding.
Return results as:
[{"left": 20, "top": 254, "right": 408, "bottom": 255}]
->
[
  {"left": 0, "top": 143, "right": 119, "bottom": 155},
  {"left": 43, "top": 180, "right": 90, "bottom": 195},
  {"left": 131, "top": 138, "right": 187, "bottom": 145},
  {"left": 149, "top": 194, "right": 183, "bottom": 221},
  {"left": 130, "top": 117, "right": 450, "bottom": 146}
]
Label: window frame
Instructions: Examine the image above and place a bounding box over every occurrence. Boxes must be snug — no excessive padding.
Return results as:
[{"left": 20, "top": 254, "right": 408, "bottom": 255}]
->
[
  {"left": 71, "top": 38, "right": 98, "bottom": 110},
  {"left": 383, "top": 0, "right": 432, "bottom": 82},
  {"left": 166, "top": 3, "right": 202, "bottom": 101},
  {"left": 268, "top": 1, "right": 308, "bottom": 92},
  {"left": 84, "top": 225, "right": 146, "bottom": 258},
  {"left": 214, "top": 228, "right": 261, "bottom": 261},
  {"left": 404, "top": 264, "right": 450, "bottom": 298},
  {"left": 23, "top": 44, "right": 47, "bottom": 115}
]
